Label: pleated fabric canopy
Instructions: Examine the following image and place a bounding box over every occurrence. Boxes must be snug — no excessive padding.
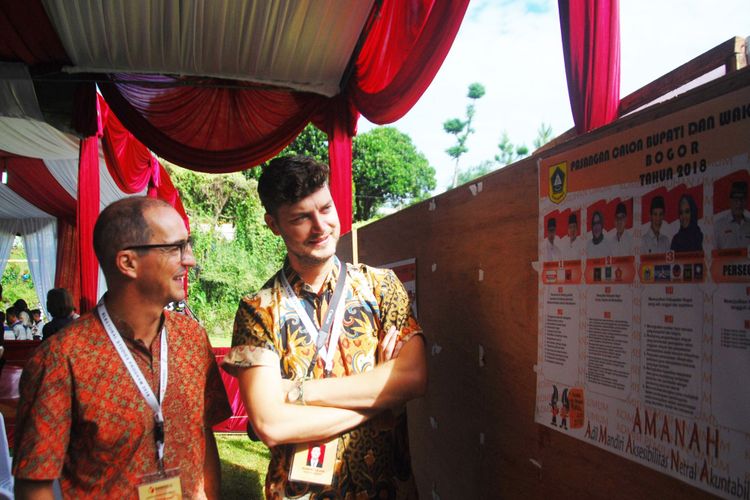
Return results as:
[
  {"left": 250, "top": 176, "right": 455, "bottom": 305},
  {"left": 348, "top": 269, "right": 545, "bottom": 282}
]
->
[{"left": 0, "top": 0, "right": 471, "bottom": 311}]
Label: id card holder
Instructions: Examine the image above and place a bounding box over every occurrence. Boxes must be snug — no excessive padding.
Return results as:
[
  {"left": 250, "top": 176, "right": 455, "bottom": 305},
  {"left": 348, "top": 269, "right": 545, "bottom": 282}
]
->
[
  {"left": 288, "top": 436, "right": 339, "bottom": 486},
  {"left": 137, "top": 468, "right": 182, "bottom": 500}
]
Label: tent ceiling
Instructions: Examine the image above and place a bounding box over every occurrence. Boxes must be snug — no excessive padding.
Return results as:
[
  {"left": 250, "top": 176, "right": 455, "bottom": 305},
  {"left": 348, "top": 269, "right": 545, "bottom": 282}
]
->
[{"left": 21, "top": 0, "right": 375, "bottom": 97}]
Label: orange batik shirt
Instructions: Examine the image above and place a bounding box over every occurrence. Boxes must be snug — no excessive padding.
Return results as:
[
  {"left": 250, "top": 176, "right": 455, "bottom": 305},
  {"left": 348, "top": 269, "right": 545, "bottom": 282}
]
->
[
  {"left": 223, "top": 259, "right": 422, "bottom": 499},
  {"left": 13, "top": 310, "right": 232, "bottom": 499}
]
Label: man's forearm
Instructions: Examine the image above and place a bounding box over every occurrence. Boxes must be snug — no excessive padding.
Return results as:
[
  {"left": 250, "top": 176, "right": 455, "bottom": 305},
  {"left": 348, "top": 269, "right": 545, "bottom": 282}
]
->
[
  {"left": 302, "top": 335, "right": 427, "bottom": 410},
  {"left": 239, "top": 367, "right": 376, "bottom": 447}
]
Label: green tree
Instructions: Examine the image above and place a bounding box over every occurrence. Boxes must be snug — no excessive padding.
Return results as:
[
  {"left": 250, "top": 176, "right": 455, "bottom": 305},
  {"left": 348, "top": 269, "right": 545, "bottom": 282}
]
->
[
  {"left": 456, "top": 160, "right": 496, "bottom": 185},
  {"left": 352, "top": 127, "right": 435, "bottom": 222},
  {"left": 444, "top": 82, "right": 485, "bottom": 189},
  {"left": 494, "top": 131, "right": 529, "bottom": 166},
  {"left": 244, "top": 124, "right": 329, "bottom": 181},
  {"left": 167, "top": 164, "right": 284, "bottom": 340},
  {"left": 533, "top": 122, "right": 554, "bottom": 150}
]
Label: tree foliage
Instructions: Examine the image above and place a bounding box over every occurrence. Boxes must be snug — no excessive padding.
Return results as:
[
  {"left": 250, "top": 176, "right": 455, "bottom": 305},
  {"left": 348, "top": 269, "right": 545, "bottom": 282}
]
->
[
  {"left": 167, "top": 164, "right": 284, "bottom": 338},
  {"left": 533, "top": 122, "right": 554, "bottom": 150},
  {"left": 443, "top": 82, "right": 485, "bottom": 188},
  {"left": 456, "top": 160, "right": 496, "bottom": 186},
  {"left": 352, "top": 127, "right": 436, "bottom": 222},
  {"left": 244, "top": 124, "right": 330, "bottom": 181},
  {"left": 495, "top": 131, "right": 529, "bottom": 166}
]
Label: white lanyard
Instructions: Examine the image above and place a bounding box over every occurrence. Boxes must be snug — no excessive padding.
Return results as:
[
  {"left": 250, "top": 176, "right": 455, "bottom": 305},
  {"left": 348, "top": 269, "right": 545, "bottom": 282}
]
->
[
  {"left": 280, "top": 260, "right": 347, "bottom": 374},
  {"left": 97, "top": 300, "right": 168, "bottom": 472}
]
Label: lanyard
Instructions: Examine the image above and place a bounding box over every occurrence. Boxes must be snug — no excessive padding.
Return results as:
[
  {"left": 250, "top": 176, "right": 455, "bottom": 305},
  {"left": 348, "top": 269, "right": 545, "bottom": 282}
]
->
[
  {"left": 280, "top": 258, "right": 347, "bottom": 376},
  {"left": 97, "top": 300, "right": 169, "bottom": 474}
]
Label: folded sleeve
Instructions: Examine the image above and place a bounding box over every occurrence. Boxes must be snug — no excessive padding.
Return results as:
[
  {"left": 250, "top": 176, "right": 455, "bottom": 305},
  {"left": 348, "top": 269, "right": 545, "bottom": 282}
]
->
[{"left": 221, "top": 292, "right": 281, "bottom": 377}]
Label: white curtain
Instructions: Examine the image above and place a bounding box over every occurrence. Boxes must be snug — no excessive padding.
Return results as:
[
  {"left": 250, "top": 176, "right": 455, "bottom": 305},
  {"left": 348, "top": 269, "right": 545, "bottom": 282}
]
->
[
  {"left": 42, "top": 0, "right": 373, "bottom": 97},
  {"left": 0, "top": 184, "right": 51, "bottom": 219},
  {"left": 20, "top": 218, "right": 57, "bottom": 318},
  {"left": 0, "top": 63, "right": 45, "bottom": 121},
  {"left": 44, "top": 142, "right": 145, "bottom": 211},
  {"left": 0, "top": 219, "right": 18, "bottom": 279}
]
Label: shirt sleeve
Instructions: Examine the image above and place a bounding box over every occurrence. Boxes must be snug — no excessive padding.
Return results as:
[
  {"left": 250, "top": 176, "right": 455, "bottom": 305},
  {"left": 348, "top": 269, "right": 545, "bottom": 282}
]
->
[
  {"left": 221, "top": 292, "right": 281, "bottom": 377},
  {"left": 373, "top": 268, "right": 423, "bottom": 343},
  {"left": 12, "top": 341, "right": 72, "bottom": 480}
]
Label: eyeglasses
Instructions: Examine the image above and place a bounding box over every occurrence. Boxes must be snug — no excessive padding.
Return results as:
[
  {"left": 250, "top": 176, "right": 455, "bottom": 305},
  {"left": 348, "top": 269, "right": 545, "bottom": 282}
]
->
[{"left": 123, "top": 236, "right": 194, "bottom": 259}]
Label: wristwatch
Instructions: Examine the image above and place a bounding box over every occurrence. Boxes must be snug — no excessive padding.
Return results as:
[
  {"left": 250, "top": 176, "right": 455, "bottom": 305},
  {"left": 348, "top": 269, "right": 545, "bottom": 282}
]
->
[{"left": 287, "top": 379, "right": 306, "bottom": 405}]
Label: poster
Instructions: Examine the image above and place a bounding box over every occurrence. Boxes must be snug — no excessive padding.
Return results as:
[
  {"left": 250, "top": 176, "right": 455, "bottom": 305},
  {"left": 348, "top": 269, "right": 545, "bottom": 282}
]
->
[{"left": 535, "top": 85, "right": 750, "bottom": 498}]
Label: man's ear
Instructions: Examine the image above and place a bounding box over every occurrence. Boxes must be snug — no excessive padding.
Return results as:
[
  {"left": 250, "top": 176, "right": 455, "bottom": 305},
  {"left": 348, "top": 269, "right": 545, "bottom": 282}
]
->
[
  {"left": 264, "top": 213, "right": 281, "bottom": 236},
  {"left": 114, "top": 250, "right": 139, "bottom": 279}
]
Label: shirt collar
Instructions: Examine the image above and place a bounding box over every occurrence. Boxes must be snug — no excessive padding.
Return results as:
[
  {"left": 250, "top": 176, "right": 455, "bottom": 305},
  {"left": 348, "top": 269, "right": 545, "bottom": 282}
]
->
[{"left": 282, "top": 256, "right": 341, "bottom": 296}]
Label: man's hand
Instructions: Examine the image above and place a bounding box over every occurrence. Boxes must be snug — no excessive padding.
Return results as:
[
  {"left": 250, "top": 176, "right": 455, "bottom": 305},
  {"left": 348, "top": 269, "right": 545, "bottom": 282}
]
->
[
  {"left": 378, "top": 326, "right": 404, "bottom": 362},
  {"left": 281, "top": 378, "right": 295, "bottom": 401}
]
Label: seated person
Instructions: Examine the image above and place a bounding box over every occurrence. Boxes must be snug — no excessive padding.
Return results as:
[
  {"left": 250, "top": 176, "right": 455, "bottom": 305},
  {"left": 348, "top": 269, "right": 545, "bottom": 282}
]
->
[
  {"left": 0, "top": 312, "right": 11, "bottom": 342},
  {"left": 29, "top": 309, "right": 44, "bottom": 341},
  {"left": 12, "top": 300, "right": 31, "bottom": 329},
  {"left": 6, "top": 307, "right": 30, "bottom": 340},
  {"left": 42, "top": 288, "right": 76, "bottom": 341}
]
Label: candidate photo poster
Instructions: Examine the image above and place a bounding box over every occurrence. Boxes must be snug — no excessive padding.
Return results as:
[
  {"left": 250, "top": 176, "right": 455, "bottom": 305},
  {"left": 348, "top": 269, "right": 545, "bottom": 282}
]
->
[{"left": 535, "top": 85, "right": 750, "bottom": 498}]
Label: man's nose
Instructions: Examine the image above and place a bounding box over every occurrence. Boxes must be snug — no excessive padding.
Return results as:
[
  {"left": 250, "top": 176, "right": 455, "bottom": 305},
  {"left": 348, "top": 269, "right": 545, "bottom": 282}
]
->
[
  {"left": 181, "top": 244, "right": 197, "bottom": 266},
  {"left": 310, "top": 212, "right": 326, "bottom": 232}
]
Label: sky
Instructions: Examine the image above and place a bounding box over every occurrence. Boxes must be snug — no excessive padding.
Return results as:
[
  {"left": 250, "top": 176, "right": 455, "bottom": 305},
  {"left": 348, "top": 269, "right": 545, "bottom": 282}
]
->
[{"left": 359, "top": 0, "right": 749, "bottom": 193}]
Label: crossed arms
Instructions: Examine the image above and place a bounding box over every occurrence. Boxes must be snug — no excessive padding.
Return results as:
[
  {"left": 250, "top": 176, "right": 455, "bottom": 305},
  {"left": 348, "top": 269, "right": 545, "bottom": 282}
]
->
[{"left": 237, "top": 327, "right": 427, "bottom": 448}]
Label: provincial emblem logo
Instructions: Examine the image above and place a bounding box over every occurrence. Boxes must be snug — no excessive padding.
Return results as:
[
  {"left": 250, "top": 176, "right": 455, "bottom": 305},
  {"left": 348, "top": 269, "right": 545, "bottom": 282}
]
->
[{"left": 548, "top": 162, "right": 567, "bottom": 204}]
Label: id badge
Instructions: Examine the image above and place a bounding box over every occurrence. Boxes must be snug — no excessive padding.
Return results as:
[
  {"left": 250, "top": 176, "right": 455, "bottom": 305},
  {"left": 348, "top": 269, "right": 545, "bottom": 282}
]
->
[
  {"left": 288, "top": 436, "right": 339, "bottom": 486},
  {"left": 137, "top": 468, "right": 182, "bottom": 500}
]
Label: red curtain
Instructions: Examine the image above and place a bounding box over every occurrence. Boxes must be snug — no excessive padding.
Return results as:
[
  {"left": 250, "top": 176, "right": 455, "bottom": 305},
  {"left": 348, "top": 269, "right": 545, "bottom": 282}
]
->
[
  {"left": 558, "top": 0, "right": 621, "bottom": 134},
  {"left": 98, "top": 78, "right": 326, "bottom": 173},
  {"left": 313, "top": 96, "right": 359, "bottom": 233},
  {"left": 97, "top": 94, "right": 190, "bottom": 226},
  {"left": 55, "top": 220, "right": 80, "bottom": 309},
  {"left": 77, "top": 137, "right": 100, "bottom": 313},
  {"left": 350, "top": 0, "right": 470, "bottom": 124},
  {"left": 212, "top": 347, "right": 248, "bottom": 433},
  {"left": 5, "top": 156, "right": 76, "bottom": 225},
  {"left": 147, "top": 164, "right": 190, "bottom": 232},
  {"left": 0, "top": 0, "right": 70, "bottom": 64}
]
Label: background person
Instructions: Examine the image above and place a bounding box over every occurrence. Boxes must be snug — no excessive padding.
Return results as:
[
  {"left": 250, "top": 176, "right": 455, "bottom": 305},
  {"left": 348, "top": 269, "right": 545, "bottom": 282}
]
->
[
  {"left": 715, "top": 181, "right": 750, "bottom": 249},
  {"left": 42, "top": 288, "right": 76, "bottom": 341},
  {"left": 561, "top": 213, "right": 584, "bottom": 260},
  {"left": 642, "top": 195, "right": 670, "bottom": 254},
  {"left": 610, "top": 202, "right": 633, "bottom": 256},
  {"left": 6, "top": 307, "right": 29, "bottom": 340},
  {"left": 29, "top": 309, "right": 44, "bottom": 340},
  {"left": 670, "top": 193, "right": 703, "bottom": 252},
  {"left": 586, "top": 211, "right": 610, "bottom": 258},
  {"left": 543, "top": 217, "right": 562, "bottom": 261}
]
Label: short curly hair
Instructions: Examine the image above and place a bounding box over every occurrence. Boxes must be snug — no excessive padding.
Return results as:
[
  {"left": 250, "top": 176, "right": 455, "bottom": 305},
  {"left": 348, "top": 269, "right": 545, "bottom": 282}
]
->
[{"left": 258, "top": 156, "right": 329, "bottom": 215}]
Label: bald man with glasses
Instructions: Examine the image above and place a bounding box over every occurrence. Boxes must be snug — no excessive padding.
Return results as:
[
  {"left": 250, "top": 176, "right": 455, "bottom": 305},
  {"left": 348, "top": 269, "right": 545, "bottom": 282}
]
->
[{"left": 13, "top": 196, "right": 231, "bottom": 499}]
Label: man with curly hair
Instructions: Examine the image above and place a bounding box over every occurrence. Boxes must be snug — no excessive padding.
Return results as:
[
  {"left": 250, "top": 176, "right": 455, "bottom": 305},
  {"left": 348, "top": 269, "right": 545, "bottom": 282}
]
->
[{"left": 223, "top": 156, "right": 427, "bottom": 498}]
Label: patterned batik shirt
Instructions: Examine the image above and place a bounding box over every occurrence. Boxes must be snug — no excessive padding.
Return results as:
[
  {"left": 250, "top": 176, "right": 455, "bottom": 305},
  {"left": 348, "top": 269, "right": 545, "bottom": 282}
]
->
[
  {"left": 223, "top": 258, "right": 423, "bottom": 499},
  {"left": 13, "top": 310, "right": 232, "bottom": 499}
]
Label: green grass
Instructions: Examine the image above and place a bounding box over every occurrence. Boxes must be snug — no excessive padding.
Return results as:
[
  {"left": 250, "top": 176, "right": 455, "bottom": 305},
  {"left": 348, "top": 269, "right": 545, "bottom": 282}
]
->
[
  {"left": 209, "top": 331, "right": 232, "bottom": 347},
  {"left": 217, "top": 433, "right": 270, "bottom": 499}
]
